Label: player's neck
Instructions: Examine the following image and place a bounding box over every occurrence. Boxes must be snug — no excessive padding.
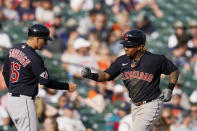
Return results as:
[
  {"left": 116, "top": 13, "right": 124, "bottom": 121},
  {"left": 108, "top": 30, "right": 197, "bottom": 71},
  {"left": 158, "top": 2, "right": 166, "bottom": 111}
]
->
[
  {"left": 26, "top": 40, "right": 36, "bottom": 49},
  {"left": 134, "top": 51, "right": 145, "bottom": 62}
]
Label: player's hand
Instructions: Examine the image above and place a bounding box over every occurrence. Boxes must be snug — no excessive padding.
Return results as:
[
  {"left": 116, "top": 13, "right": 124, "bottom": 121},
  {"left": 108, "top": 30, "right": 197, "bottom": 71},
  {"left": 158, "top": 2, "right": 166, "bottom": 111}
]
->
[
  {"left": 81, "top": 67, "right": 92, "bottom": 79},
  {"left": 68, "top": 83, "right": 77, "bottom": 92},
  {"left": 162, "top": 88, "right": 172, "bottom": 102}
]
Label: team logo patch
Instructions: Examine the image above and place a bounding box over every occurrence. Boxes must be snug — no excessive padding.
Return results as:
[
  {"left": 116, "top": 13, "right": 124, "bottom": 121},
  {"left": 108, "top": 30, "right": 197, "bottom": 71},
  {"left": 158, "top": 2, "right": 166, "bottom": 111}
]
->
[
  {"left": 131, "top": 63, "right": 135, "bottom": 68},
  {"left": 124, "top": 34, "right": 129, "bottom": 40},
  {"left": 21, "top": 45, "right": 26, "bottom": 49},
  {"left": 40, "top": 71, "right": 48, "bottom": 79}
]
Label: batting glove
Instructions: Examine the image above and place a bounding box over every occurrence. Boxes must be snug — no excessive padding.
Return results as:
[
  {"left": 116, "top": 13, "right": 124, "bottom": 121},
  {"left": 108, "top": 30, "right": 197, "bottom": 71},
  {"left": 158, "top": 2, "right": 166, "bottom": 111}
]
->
[
  {"left": 81, "top": 67, "right": 93, "bottom": 79},
  {"left": 162, "top": 88, "right": 172, "bottom": 102}
]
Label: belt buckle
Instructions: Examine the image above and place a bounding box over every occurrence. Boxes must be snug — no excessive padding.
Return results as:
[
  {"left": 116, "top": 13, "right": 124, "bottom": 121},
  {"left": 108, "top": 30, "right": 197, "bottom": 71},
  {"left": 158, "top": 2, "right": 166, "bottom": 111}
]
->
[{"left": 136, "top": 102, "right": 142, "bottom": 106}]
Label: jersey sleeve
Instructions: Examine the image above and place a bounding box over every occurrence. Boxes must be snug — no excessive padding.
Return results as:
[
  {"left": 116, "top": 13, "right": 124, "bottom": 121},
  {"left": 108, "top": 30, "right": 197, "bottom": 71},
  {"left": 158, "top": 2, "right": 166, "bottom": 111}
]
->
[
  {"left": 104, "top": 57, "right": 121, "bottom": 80},
  {"left": 31, "top": 56, "right": 69, "bottom": 90},
  {"left": 159, "top": 55, "right": 178, "bottom": 75},
  {"left": 31, "top": 56, "right": 50, "bottom": 85},
  {"left": 2, "top": 54, "right": 10, "bottom": 88}
]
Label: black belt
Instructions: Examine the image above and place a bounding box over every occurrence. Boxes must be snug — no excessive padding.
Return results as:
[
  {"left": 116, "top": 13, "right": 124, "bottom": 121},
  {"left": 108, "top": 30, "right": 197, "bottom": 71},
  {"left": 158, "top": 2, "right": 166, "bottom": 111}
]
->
[
  {"left": 10, "top": 93, "right": 35, "bottom": 100},
  {"left": 134, "top": 99, "right": 154, "bottom": 106}
]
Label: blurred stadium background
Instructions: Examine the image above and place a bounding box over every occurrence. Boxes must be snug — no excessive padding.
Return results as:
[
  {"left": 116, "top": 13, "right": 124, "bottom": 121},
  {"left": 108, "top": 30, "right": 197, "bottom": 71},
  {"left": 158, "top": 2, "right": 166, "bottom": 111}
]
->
[{"left": 0, "top": 0, "right": 197, "bottom": 131}]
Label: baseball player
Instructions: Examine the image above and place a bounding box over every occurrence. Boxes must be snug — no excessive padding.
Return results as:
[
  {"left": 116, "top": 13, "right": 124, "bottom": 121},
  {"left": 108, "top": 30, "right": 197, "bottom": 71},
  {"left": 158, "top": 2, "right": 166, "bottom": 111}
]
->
[
  {"left": 81, "top": 29, "right": 179, "bottom": 131},
  {"left": 2, "top": 24, "right": 77, "bottom": 131}
]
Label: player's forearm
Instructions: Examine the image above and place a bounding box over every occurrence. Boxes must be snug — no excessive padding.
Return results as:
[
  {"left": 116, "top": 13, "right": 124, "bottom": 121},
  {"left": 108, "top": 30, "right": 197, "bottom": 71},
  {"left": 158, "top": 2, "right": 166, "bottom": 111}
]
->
[
  {"left": 44, "top": 79, "right": 69, "bottom": 90},
  {"left": 81, "top": 67, "right": 110, "bottom": 82},
  {"left": 96, "top": 71, "right": 110, "bottom": 82},
  {"left": 169, "top": 70, "right": 179, "bottom": 84},
  {"left": 168, "top": 70, "right": 179, "bottom": 90}
]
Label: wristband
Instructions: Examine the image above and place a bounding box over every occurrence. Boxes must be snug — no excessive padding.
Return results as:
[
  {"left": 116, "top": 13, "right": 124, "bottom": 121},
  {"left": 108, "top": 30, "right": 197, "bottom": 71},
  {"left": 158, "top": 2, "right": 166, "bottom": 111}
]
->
[
  {"left": 168, "top": 83, "right": 175, "bottom": 91},
  {"left": 91, "top": 73, "right": 99, "bottom": 81}
]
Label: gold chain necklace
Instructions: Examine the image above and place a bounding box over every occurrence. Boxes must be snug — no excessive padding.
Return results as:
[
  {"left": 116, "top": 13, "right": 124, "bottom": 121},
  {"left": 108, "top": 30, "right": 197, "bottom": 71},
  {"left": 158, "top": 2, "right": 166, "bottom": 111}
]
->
[{"left": 131, "top": 53, "right": 144, "bottom": 68}]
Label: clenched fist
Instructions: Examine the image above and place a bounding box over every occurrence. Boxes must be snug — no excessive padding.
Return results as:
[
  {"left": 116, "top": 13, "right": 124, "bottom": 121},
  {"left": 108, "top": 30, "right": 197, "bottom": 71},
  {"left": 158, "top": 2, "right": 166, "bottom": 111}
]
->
[
  {"left": 81, "top": 67, "right": 93, "bottom": 79},
  {"left": 68, "top": 83, "right": 77, "bottom": 92}
]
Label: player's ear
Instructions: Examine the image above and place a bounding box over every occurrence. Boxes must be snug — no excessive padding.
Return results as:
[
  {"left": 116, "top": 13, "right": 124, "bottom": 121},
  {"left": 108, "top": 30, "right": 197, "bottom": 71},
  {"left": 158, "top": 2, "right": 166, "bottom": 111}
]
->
[
  {"left": 138, "top": 45, "right": 143, "bottom": 51},
  {"left": 137, "top": 46, "right": 141, "bottom": 51},
  {"left": 36, "top": 37, "right": 39, "bottom": 46}
]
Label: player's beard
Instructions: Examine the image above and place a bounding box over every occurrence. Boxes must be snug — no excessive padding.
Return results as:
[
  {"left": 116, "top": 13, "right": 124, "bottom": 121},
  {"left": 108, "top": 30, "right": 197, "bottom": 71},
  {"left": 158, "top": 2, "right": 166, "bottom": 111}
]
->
[{"left": 129, "top": 50, "right": 139, "bottom": 59}]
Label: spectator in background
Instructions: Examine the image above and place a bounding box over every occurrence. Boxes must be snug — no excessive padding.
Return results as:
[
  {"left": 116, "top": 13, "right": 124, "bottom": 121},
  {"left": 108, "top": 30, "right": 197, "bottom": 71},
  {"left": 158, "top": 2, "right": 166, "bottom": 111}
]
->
[
  {"left": 35, "top": 97, "right": 58, "bottom": 123},
  {"left": 77, "top": 82, "right": 106, "bottom": 114},
  {"left": 135, "top": 0, "right": 163, "bottom": 18},
  {"left": 35, "top": 0, "right": 54, "bottom": 23},
  {"left": 0, "top": 10, "right": 5, "bottom": 20},
  {"left": 2, "top": 0, "right": 19, "bottom": 20},
  {"left": 133, "top": 12, "right": 155, "bottom": 36},
  {"left": 62, "top": 38, "right": 97, "bottom": 79},
  {"left": 189, "top": 89, "right": 197, "bottom": 104},
  {"left": 0, "top": 23, "right": 12, "bottom": 48},
  {"left": 70, "top": 0, "right": 94, "bottom": 13},
  {"left": 0, "top": 0, "right": 2, "bottom": 8},
  {"left": 53, "top": 13, "right": 67, "bottom": 49},
  {"left": 41, "top": 22, "right": 64, "bottom": 58},
  {"left": 172, "top": 111, "right": 197, "bottom": 131},
  {"left": 118, "top": 113, "right": 132, "bottom": 131},
  {"left": 187, "top": 20, "right": 197, "bottom": 76},
  {"left": 190, "top": 103, "right": 197, "bottom": 127},
  {"left": 90, "top": 11, "right": 108, "bottom": 41},
  {"left": 168, "top": 21, "right": 189, "bottom": 50},
  {"left": 168, "top": 21, "right": 190, "bottom": 70},
  {"left": 112, "top": 11, "right": 131, "bottom": 39},
  {"left": 189, "top": 89, "right": 197, "bottom": 126},
  {"left": 112, "top": 84, "right": 126, "bottom": 104},
  {"left": 57, "top": 94, "right": 68, "bottom": 116},
  {"left": 164, "top": 88, "right": 186, "bottom": 123},
  {"left": 174, "top": 83, "right": 190, "bottom": 110},
  {"left": 106, "top": 29, "right": 123, "bottom": 56},
  {"left": 43, "top": 88, "right": 64, "bottom": 105},
  {"left": 106, "top": 101, "right": 131, "bottom": 131},
  {"left": 112, "top": 0, "right": 135, "bottom": 15},
  {"left": 89, "top": 40, "right": 102, "bottom": 61},
  {"left": 56, "top": 102, "right": 86, "bottom": 131},
  {"left": 77, "top": 9, "right": 97, "bottom": 37},
  {"left": 154, "top": 108, "right": 175, "bottom": 131},
  {"left": 63, "top": 18, "right": 79, "bottom": 50},
  {"left": 97, "top": 45, "right": 112, "bottom": 71},
  {"left": 0, "top": 103, "right": 10, "bottom": 129},
  {"left": 17, "top": 0, "right": 35, "bottom": 21},
  {"left": 61, "top": 19, "right": 79, "bottom": 76},
  {"left": 187, "top": 20, "right": 197, "bottom": 59},
  {"left": 41, "top": 117, "right": 59, "bottom": 131},
  {"left": 0, "top": 65, "right": 7, "bottom": 91}
]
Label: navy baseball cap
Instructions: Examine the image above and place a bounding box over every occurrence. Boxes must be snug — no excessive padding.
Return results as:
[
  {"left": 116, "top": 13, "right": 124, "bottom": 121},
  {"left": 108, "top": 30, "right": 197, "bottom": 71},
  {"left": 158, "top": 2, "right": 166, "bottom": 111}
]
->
[
  {"left": 28, "top": 24, "right": 53, "bottom": 41},
  {"left": 63, "top": 102, "right": 75, "bottom": 110},
  {"left": 118, "top": 101, "right": 130, "bottom": 111},
  {"left": 120, "top": 29, "right": 146, "bottom": 47}
]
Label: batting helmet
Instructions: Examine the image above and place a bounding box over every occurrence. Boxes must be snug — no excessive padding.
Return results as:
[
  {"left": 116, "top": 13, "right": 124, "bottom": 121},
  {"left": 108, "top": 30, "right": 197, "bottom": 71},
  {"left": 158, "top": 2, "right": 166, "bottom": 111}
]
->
[
  {"left": 28, "top": 24, "right": 52, "bottom": 40},
  {"left": 120, "top": 29, "right": 146, "bottom": 47}
]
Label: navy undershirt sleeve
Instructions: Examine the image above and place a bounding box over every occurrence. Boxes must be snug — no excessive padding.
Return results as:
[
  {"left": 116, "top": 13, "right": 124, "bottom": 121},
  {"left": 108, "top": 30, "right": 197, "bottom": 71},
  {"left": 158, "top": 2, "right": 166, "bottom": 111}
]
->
[{"left": 31, "top": 57, "right": 69, "bottom": 90}]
